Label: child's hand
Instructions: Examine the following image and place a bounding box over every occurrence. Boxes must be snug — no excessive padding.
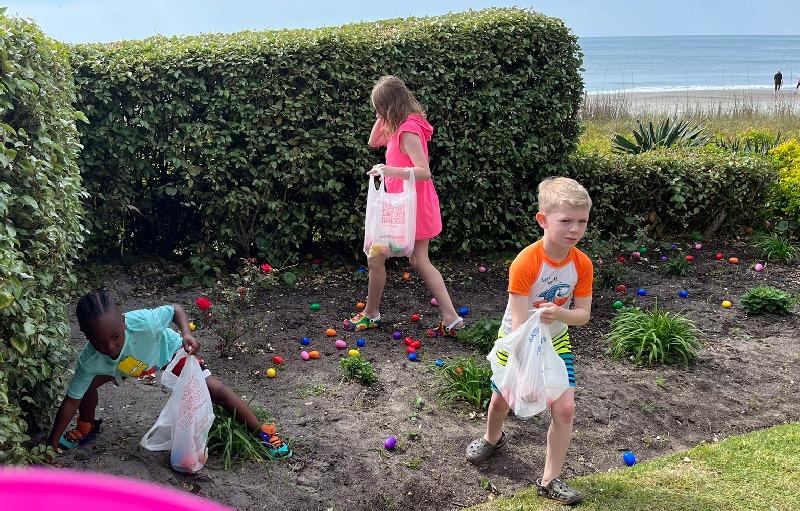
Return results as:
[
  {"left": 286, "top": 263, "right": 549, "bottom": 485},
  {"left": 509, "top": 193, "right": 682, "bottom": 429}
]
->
[
  {"left": 182, "top": 335, "right": 200, "bottom": 355},
  {"left": 367, "top": 163, "right": 386, "bottom": 177},
  {"left": 537, "top": 302, "right": 562, "bottom": 324}
]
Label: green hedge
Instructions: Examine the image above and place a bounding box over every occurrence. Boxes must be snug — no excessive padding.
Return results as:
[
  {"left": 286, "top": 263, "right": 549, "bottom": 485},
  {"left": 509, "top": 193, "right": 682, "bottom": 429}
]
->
[
  {"left": 569, "top": 150, "right": 772, "bottom": 236},
  {"left": 70, "top": 8, "right": 583, "bottom": 276},
  {"left": 1, "top": 11, "right": 85, "bottom": 462}
]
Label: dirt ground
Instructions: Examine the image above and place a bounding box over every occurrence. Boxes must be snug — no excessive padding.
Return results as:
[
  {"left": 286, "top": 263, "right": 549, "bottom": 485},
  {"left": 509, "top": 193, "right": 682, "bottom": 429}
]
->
[{"left": 49, "top": 237, "right": 799, "bottom": 510}]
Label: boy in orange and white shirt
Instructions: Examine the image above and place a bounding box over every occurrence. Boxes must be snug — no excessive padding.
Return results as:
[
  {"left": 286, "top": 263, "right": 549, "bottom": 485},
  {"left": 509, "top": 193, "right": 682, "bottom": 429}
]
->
[{"left": 466, "top": 177, "right": 593, "bottom": 506}]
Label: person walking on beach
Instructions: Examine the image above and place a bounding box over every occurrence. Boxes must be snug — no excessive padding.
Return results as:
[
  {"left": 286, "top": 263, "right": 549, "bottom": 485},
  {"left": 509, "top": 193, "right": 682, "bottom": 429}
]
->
[
  {"left": 774, "top": 70, "right": 783, "bottom": 94},
  {"left": 795, "top": 74, "right": 800, "bottom": 94}
]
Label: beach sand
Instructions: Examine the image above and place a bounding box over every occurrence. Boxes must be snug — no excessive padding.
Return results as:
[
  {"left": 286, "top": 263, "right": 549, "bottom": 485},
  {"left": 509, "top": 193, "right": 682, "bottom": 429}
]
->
[{"left": 587, "top": 87, "right": 800, "bottom": 116}]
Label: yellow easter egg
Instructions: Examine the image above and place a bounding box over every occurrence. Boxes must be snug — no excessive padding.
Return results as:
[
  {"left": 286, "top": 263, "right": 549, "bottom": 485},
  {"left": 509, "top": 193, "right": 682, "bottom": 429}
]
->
[
  {"left": 721, "top": 300, "right": 732, "bottom": 309},
  {"left": 266, "top": 368, "right": 277, "bottom": 378},
  {"left": 348, "top": 349, "right": 360, "bottom": 358},
  {"left": 189, "top": 322, "right": 196, "bottom": 331}
]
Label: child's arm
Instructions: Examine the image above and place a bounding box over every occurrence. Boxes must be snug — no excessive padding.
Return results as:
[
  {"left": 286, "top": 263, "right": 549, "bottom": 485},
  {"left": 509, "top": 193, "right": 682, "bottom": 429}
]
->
[
  {"left": 538, "top": 296, "right": 592, "bottom": 326},
  {"left": 369, "top": 132, "right": 432, "bottom": 181},
  {"left": 368, "top": 116, "right": 387, "bottom": 148},
  {"left": 172, "top": 304, "right": 200, "bottom": 355},
  {"left": 509, "top": 293, "right": 531, "bottom": 332},
  {"left": 47, "top": 396, "right": 81, "bottom": 449}
]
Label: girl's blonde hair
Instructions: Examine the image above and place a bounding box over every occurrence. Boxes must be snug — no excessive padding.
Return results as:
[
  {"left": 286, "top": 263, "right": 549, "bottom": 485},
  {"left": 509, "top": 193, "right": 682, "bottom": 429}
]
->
[
  {"left": 370, "top": 75, "right": 425, "bottom": 137},
  {"left": 538, "top": 177, "right": 592, "bottom": 213}
]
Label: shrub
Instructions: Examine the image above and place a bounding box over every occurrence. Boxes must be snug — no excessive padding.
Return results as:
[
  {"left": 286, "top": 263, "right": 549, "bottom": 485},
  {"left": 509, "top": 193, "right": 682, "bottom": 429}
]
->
[
  {"left": 1, "top": 11, "right": 85, "bottom": 463},
  {"left": 340, "top": 356, "right": 377, "bottom": 386},
  {"left": 768, "top": 139, "right": 800, "bottom": 224},
  {"left": 752, "top": 232, "right": 798, "bottom": 264},
  {"left": 612, "top": 118, "right": 710, "bottom": 154},
  {"left": 439, "top": 356, "right": 493, "bottom": 409},
  {"left": 741, "top": 287, "right": 796, "bottom": 315},
  {"left": 193, "top": 289, "right": 253, "bottom": 357},
  {"left": 70, "top": 8, "right": 584, "bottom": 270},
  {"left": 606, "top": 305, "right": 701, "bottom": 367},
  {"left": 458, "top": 318, "right": 501, "bottom": 354}
]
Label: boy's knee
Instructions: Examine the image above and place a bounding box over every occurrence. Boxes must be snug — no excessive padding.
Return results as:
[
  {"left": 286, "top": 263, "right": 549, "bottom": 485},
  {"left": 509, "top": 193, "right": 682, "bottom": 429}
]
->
[
  {"left": 367, "top": 255, "right": 386, "bottom": 270},
  {"left": 551, "top": 396, "right": 575, "bottom": 425}
]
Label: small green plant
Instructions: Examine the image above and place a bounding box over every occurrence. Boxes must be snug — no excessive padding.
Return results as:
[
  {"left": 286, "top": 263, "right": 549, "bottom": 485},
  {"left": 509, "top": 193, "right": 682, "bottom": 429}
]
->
[
  {"left": 207, "top": 405, "right": 283, "bottom": 470},
  {"left": 594, "top": 260, "right": 627, "bottom": 289},
  {"left": 661, "top": 253, "right": 691, "bottom": 276},
  {"left": 612, "top": 117, "right": 710, "bottom": 154},
  {"left": 439, "top": 356, "right": 493, "bottom": 409},
  {"left": 741, "top": 286, "right": 796, "bottom": 315},
  {"left": 458, "top": 318, "right": 502, "bottom": 354},
  {"left": 606, "top": 305, "right": 701, "bottom": 367},
  {"left": 752, "top": 232, "right": 798, "bottom": 264},
  {"left": 716, "top": 130, "right": 782, "bottom": 156},
  {"left": 340, "top": 356, "right": 377, "bottom": 386}
]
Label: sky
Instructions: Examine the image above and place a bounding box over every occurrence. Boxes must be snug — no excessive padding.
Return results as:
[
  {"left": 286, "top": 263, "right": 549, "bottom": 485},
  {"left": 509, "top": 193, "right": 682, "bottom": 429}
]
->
[{"left": 3, "top": 0, "right": 799, "bottom": 43}]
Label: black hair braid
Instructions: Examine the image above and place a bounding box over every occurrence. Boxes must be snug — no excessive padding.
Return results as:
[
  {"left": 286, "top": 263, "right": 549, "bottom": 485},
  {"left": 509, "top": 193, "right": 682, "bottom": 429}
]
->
[{"left": 76, "top": 289, "right": 117, "bottom": 324}]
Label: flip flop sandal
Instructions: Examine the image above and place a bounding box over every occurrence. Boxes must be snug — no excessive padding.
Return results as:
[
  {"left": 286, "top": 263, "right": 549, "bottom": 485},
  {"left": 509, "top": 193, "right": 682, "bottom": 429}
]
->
[
  {"left": 59, "top": 419, "right": 102, "bottom": 450},
  {"left": 465, "top": 431, "right": 507, "bottom": 465},
  {"left": 426, "top": 317, "right": 464, "bottom": 338},
  {"left": 343, "top": 312, "right": 381, "bottom": 332}
]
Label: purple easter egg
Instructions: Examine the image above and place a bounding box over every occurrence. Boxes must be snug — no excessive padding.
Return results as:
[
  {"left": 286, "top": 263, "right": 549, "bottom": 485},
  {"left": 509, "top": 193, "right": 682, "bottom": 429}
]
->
[
  {"left": 384, "top": 436, "right": 397, "bottom": 450},
  {"left": 392, "top": 331, "right": 403, "bottom": 340}
]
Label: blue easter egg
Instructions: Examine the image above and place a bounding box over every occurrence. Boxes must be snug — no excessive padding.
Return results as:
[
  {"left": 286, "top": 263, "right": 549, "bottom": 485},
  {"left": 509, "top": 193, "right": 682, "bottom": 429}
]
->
[
  {"left": 300, "top": 337, "right": 311, "bottom": 345},
  {"left": 636, "top": 288, "right": 647, "bottom": 296},
  {"left": 435, "top": 359, "right": 444, "bottom": 367},
  {"left": 458, "top": 306, "right": 470, "bottom": 317},
  {"left": 678, "top": 290, "right": 689, "bottom": 298},
  {"left": 408, "top": 352, "right": 418, "bottom": 362},
  {"left": 356, "top": 338, "right": 366, "bottom": 347},
  {"left": 357, "top": 266, "right": 367, "bottom": 274},
  {"left": 623, "top": 451, "right": 637, "bottom": 466}
]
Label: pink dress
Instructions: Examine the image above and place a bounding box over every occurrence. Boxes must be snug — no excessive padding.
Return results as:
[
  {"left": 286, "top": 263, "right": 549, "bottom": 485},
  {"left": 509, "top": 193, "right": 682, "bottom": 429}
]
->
[{"left": 383, "top": 114, "right": 442, "bottom": 240}]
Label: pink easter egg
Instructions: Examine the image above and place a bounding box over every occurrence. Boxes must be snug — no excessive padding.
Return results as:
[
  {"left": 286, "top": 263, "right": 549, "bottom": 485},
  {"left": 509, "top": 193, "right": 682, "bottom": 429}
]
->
[
  {"left": 334, "top": 339, "right": 347, "bottom": 349},
  {"left": 300, "top": 351, "right": 310, "bottom": 360},
  {"left": 430, "top": 298, "right": 439, "bottom": 307}
]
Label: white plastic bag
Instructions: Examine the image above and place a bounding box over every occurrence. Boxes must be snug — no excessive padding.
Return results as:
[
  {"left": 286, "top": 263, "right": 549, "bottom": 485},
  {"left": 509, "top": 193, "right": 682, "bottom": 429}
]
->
[
  {"left": 487, "top": 309, "right": 570, "bottom": 420},
  {"left": 363, "top": 169, "right": 417, "bottom": 258},
  {"left": 140, "top": 351, "right": 214, "bottom": 473}
]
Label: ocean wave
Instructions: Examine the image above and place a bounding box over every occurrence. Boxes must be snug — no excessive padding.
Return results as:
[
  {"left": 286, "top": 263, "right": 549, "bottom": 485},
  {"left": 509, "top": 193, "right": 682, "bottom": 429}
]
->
[{"left": 586, "top": 85, "right": 775, "bottom": 95}]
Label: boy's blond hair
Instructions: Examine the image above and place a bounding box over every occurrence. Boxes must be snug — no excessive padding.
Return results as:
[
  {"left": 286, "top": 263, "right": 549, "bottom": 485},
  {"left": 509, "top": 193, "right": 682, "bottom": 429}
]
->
[{"left": 537, "top": 177, "right": 592, "bottom": 213}]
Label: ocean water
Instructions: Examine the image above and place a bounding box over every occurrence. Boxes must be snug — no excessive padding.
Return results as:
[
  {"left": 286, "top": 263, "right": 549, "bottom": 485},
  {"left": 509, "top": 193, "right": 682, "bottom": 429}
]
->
[{"left": 580, "top": 35, "right": 800, "bottom": 93}]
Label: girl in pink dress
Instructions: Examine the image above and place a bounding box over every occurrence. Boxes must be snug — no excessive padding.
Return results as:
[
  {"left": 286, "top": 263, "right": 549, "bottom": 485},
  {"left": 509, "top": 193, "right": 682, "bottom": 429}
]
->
[{"left": 343, "top": 75, "right": 463, "bottom": 337}]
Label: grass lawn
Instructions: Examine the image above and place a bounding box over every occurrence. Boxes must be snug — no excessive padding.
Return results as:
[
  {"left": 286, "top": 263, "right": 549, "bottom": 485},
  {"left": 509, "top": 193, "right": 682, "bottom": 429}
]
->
[{"left": 471, "top": 422, "right": 800, "bottom": 511}]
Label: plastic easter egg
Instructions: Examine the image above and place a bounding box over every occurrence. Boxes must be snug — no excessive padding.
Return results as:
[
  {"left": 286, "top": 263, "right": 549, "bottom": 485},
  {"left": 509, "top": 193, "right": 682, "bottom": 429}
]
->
[
  {"left": 728, "top": 257, "right": 740, "bottom": 265},
  {"left": 623, "top": 451, "right": 637, "bottom": 466},
  {"left": 671, "top": 243, "right": 678, "bottom": 250},
  {"left": 406, "top": 346, "right": 417, "bottom": 354},
  {"left": 478, "top": 266, "right": 487, "bottom": 273},
  {"left": 384, "top": 436, "right": 397, "bottom": 450},
  {"left": 612, "top": 300, "right": 624, "bottom": 309},
  {"left": 272, "top": 355, "right": 284, "bottom": 365},
  {"left": 722, "top": 300, "right": 732, "bottom": 309},
  {"left": 685, "top": 255, "right": 695, "bottom": 263},
  {"left": 617, "top": 256, "right": 626, "bottom": 264},
  {"left": 615, "top": 284, "right": 627, "bottom": 294},
  {"left": 402, "top": 272, "right": 411, "bottom": 281},
  {"left": 266, "top": 368, "right": 277, "bottom": 378},
  {"left": 639, "top": 247, "right": 648, "bottom": 254},
  {"left": 335, "top": 339, "right": 347, "bottom": 349},
  {"left": 356, "top": 266, "right": 367, "bottom": 274},
  {"left": 435, "top": 359, "right": 444, "bottom": 367},
  {"left": 410, "top": 340, "right": 421, "bottom": 350},
  {"left": 188, "top": 322, "right": 196, "bottom": 332},
  {"left": 458, "top": 306, "right": 471, "bottom": 317},
  {"left": 754, "top": 263, "right": 764, "bottom": 272},
  {"left": 309, "top": 350, "right": 320, "bottom": 359},
  {"left": 407, "top": 352, "right": 418, "bottom": 362},
  {"left": 631, "top": 251, "right": 641, "bottom": 259},
  {"left": 300, "top": 351, "right": 310, "bottom": 361},
  {"left": 455, "top": 367, "right": 464, "bottom": 375},
  {"left": 356, "top": 302, "right": 366, "bottom": 310},
  {"left": 326, "top": 328, "right": 337, "bottom": 337},
  {"left": 660, "top": 255, "right": 668, "bottom": 262},
  {"left": 310, "top": 303, "right": 321, "bottom": 311},
  {"left": 411, "top": 313, "right": 421, "bottom": 322},
  {"left": 636, "top": 288, "right": 647, "bottom": 296},
  {"left": 392, "top": 331, "right": 403, "bottom": 340},
  {"left": 430, "top": 298, "right": 439, "bottom": 307},
  {"left": 678, "top": 290, "right": 689, "bottom": 298},
  {"left": 404, "top": 337, "right": 414, "bottom": 346},
  {"left": 356, "top": 338, "right": 366, "bottom": 347},
  {"left": 300, "top": 337, "right": 311, "bottom": 345},
  {"left": 348, "top": 349, "right": 360, "bottom": 358},
  {"left": 715, "top": 252, "right": 724, "bottom": 260},
  {"left": 694, "top": 243, "right": 703, "bottom": 250}
]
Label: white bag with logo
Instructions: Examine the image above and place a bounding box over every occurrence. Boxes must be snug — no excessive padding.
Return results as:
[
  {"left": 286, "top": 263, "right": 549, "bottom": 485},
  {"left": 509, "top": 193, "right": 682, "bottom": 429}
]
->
[
  {"left": 141, "top": 351, "right": 214, "bottom": 473},
  {"left": 487, "top": 309, "right": 570, "bottom": 420},
  {"left": 363, "top": 169, "right": 417, "bottom": 258}
]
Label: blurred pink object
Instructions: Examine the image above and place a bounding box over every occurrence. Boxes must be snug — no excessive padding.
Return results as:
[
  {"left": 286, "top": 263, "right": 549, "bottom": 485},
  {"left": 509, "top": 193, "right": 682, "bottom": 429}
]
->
[{"left": 0, "top": 467, "right": 232, "bottom": 510}]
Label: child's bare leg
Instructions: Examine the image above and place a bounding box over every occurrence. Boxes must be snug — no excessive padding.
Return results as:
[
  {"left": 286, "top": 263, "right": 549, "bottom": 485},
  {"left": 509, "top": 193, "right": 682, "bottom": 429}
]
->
[
  {"left": 484, "top": 391, "right": 510, "bottom": 444},
  {"left": 409, "top": 239, "right": 459, "bottom": 325},
  {"left": 79, "top": 375, "right": 115, "bottom": 422},
  {"left": 541, "top": 389, "right": 576, "bottom": 485},
  {"left": 364, "top": 253, "right": 387, "bottom": 317},
  {"left": 206, "top": 376, "right": 260, "bottom": 432}
]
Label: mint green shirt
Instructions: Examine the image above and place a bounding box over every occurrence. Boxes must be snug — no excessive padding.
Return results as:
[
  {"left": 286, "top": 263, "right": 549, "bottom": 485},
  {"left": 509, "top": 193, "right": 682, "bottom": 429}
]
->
[{"left": 66, "top": 306, "right": 183, "bottom": 399}]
